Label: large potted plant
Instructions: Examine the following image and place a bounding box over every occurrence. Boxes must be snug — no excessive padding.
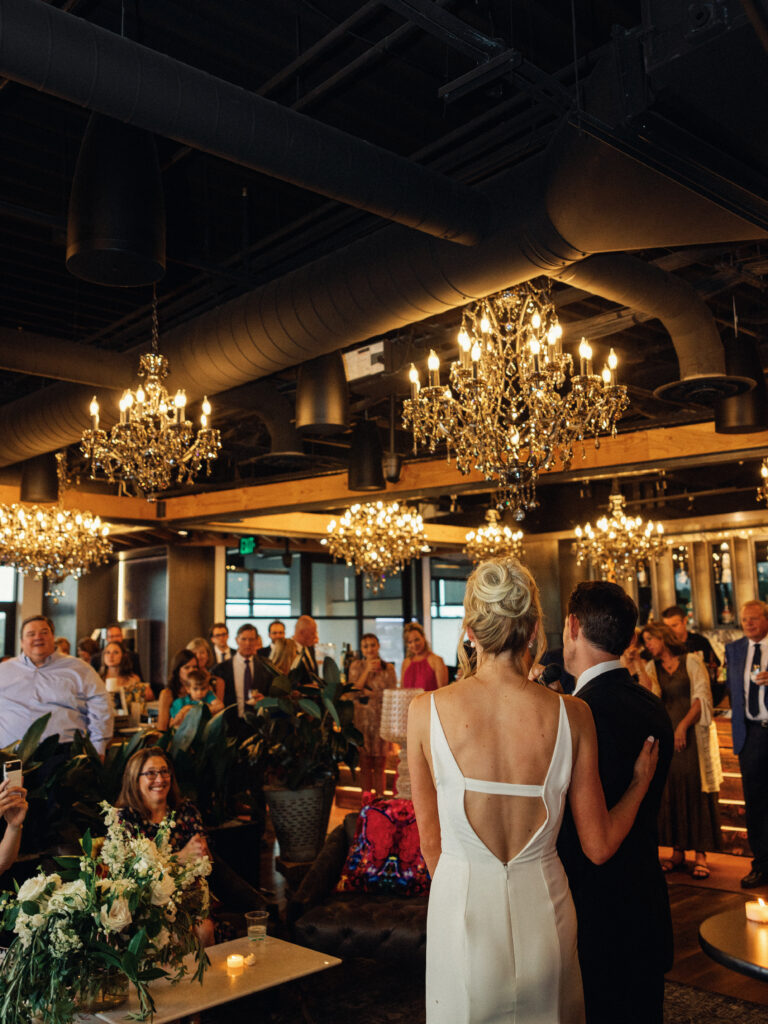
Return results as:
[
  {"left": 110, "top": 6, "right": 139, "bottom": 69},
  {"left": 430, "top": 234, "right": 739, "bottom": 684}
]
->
[{"left": 249, "top": 657, "right": 360, "bottom": 862}]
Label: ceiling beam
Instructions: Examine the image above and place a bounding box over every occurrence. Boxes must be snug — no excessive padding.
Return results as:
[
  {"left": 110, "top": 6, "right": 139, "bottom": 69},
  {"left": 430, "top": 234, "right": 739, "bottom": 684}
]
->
[
  {"left": 202, "top": 511, "right": 470, "bottom": 546},
  {"left": 158, "top": 422, "right": 768, "bottom": 524}
]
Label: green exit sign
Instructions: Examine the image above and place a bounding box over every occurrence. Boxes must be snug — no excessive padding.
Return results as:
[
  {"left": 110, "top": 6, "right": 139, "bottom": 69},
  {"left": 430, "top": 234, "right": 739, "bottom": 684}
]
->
[{"left": 239, "top": 536, "right": 256, "bottom": 555}]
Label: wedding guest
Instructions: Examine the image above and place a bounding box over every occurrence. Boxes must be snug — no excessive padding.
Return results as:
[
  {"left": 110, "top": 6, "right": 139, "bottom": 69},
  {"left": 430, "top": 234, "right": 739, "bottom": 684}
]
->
[
  {"left": 409, "top": 560, "right": 659, "bottom": 1024},
  {"left": 662, "top": 604, "right": 723, "bottom": 705},
  {"left": 292, "top": 616, "right": 319, "bottom": 674},
  {"left": 348, "top": 633, "right": 397, "bottom": 795},
  {"left": 211, "top": 624, "right": 270, "bottom": 716},
  {"left": 401, "top": 622, "right": 448, "bottom": 690},
  {"left": 260, "top": 620, "right": 286, "bottom": 661},
  {"left": 0, "top": 776, "right": 28, "bottom": 876},
  {"left": 76, "top": 637, "right": 99, "bottom": 664},
  {"left": 99, "top": 640, "right": 153, "bottom": 713},
  {"left": 115, "top": 747, "right": 215, "bottom": 946},
  {"left": 268, "top": 637, "right": 298, "bottom": 677},
  {"left": 157, "top": 650, "right": 199, "bottom": 732},
  {"left": 169, "top": 669, "right": 224, "bottom": 726},
  {"left": 641, "top": 621, "right": 721, "bottom": 878},
  {"left": 0, "top": 615, "right": 112, "bottom": 756},
  {"left": 209, "top": 623, "right": 235, "bottom": 665},
  {"left": 621, "top": 628, "right": 655, "bottom": 690},
  {"left": 92, "top": 623, "right": 143, "bottom": 678},
  {"left": 54, "top": 637, "right": 71, "bottom": 655},
  {"left": 186, "top": 636, "right": 222, "bottom": 702},
  {"left": 724, "top": 600, "right": 768, "bottom": 888}
]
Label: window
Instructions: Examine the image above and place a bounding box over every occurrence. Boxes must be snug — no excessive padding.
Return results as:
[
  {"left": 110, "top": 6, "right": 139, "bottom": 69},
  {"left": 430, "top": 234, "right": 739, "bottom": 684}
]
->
[
  {"left": 224, "top": 550, "right": 300, "bottom": 640},
  {"left": 672, "top": 545, "right": 694, "bottom": 625},
  {"left": 711, "top": 541, "right": 736, "bottom": 626},
  {"left": 756, "top": 541, "right": 768, "bottom": 604},
  {"left": 430, "top": 557, "right": 471, "bottom": 672}
]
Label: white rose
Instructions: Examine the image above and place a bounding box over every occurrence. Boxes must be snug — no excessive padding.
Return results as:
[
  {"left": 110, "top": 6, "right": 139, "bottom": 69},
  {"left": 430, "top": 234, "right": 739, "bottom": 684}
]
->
[
  {"left": 49, "top": 880, "right": 88, "bottom": 912},
  {"left": 150, "top": 873, "right": 175, "bottom": 907},
  {"left": 99, "top": 897, "right": 132, "bottom": 933},
  {"left": 17, "top": 876, "right": 48, "bottom": 903}
]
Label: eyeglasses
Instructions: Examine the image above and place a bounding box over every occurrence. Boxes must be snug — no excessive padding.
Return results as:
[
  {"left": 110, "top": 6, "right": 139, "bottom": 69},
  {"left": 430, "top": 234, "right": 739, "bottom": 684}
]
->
[
  {"left": 211, "top": 631, "right": 228, "bottom": 638},
  {"left": 139, "top": 769, "right": 171, "bottom": 780}
]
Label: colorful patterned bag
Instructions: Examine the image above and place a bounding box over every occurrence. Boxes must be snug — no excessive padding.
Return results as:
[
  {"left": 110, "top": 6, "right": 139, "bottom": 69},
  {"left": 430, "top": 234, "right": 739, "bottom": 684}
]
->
[{"left": 337, "top": 797, "right": 431, "bottom": 895}]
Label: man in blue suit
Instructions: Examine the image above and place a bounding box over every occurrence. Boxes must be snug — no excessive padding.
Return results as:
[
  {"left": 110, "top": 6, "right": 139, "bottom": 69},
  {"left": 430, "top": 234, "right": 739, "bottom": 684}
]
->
[{"left": 725, "top": 600, "right": 768, "bottom": 888}]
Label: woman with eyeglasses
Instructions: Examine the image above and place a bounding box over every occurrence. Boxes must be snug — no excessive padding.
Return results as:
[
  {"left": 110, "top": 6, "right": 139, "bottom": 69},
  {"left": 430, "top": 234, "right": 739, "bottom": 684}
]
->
[{"left": 115, "top": 747, "right": 215, "bottom": 946}]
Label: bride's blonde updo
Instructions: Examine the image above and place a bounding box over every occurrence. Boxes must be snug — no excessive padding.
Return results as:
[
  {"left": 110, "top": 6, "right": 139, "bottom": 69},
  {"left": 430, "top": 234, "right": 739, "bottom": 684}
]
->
[{"left": 459, "top": 557, "right": 544, "bottom": 676}]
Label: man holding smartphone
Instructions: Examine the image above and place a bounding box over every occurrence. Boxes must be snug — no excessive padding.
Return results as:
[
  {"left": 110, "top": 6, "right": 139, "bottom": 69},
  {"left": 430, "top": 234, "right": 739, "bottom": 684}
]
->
[{"left": 0, "top": 615, "right": 113, "bottom": 756}]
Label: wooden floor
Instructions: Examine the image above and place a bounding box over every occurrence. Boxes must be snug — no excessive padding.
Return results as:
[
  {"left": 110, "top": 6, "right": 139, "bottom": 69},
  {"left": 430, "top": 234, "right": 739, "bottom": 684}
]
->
[{"left": 660, "top": 846, "right": 768, "bottom": 1005}]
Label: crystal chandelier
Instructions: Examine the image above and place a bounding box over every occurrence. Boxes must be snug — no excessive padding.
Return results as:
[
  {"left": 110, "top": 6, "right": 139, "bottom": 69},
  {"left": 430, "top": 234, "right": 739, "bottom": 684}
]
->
[
  {"left": 81, "top": 296, "right": 221, "bottom": 498},
  {"left": 464, "top": 509, "right": 523, "bottom": 564},
  {"left": 573, "top": 492, "right": 667, "bottom": 583},
  {"left": 758, "top": 459, "right": 768, "bottom": 506},
  {"left": 0, "top": 461, "right": 112, "bottom": 585},
  {"left": 321, "top": 501, "right": 430, "bottom": 592},
  {"left": 402, "top": 280, "right": 628, "bottom": 519}
]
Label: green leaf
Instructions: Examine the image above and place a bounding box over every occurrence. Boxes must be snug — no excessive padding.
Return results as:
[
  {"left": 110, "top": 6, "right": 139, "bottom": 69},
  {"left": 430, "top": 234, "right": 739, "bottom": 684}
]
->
[
  {"left": 16, "top": 713, "right": 53, "bottom": 763},
  {"left": 322, "top": 694, "right": 341, "bottom": 727},
  {"left": 297, "top": 698, "right": 321, "bottom": 719},
  {"left": 257, "top": 697, "right": 281, "bottom": 710},
  {"left": 20, "top": 900, "right": 39, "bottom": 915},
  {"left": 128, "top": 927, "right": 148, "bottom": 958},
  {"left": 278, "top": 697, "right": 294, "bottom": 715},
  {"left": 170, "top": 703, "right": 205, "bottom": 752},
  {"left": 322, "top": 657, "right": 341, "bottom": 686},
  {"left": 138, "top": 966, "right": 168, "bottom": 981},
  {"left": 121, "top": 950, "right": 139, "bottom": 978},
  {"left": 81, "top": 829, "right": 93, "bottom": 857}
]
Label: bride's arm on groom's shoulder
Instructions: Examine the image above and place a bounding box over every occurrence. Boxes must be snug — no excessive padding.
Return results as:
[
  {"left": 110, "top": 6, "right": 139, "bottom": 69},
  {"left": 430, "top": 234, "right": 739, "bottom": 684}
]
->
[
  {"left": 408, "top": 694, "right": 442, "bottom": 877},
  {"left": 565, "top": 696, "right": 659, "bottom": 865}
]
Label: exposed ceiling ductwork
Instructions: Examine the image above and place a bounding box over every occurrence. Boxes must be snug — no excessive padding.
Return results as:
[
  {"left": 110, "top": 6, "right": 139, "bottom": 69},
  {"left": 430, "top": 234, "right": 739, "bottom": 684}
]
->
[
  {"left": 0, "top": 119, "right": 763, "bottom": 468},
  {"left": 0, "top": 1, "right": 765, "bottom": 473},
  {"left": 0, "top": 0, "right": 490, "bottom": 245}
]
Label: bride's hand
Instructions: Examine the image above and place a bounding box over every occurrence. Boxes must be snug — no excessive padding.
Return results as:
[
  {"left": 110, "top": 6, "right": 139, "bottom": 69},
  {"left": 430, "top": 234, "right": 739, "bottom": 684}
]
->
[{"left": 632, "top": 736, "right": 659, "bottom": 791}]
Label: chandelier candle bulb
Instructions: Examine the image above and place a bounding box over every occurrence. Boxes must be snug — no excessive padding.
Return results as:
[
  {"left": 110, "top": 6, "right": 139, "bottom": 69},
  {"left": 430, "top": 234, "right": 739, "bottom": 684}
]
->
[
  {"left": 409, "top": 363, "right": 420, "bottom": 399},
  {"left": 427, "top": 350, "right": 440, "bottom": 388},
  {"left": 578, "top": 338, "right": 592, "bottom": 377},
  {"left": 608, "top": 347, "right": 618, "bottom": 384},
  {"left": 746, "top": 899, "right": 768, "bottom": 923},
  {"left": 89, "top": 396, "right": 99, "bottom": 430},
  {"left": 458, "top": 328, "right": 472, "bottom": 370}
]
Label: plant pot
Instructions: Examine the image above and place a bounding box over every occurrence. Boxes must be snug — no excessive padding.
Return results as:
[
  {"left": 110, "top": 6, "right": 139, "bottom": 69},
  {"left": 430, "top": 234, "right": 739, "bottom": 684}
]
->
[
  {"left": 264, "top": 783, "right": 332, "bottom": 862},
  {"left": 76, "top": 967, "right": 129, "bottom": 1012}
]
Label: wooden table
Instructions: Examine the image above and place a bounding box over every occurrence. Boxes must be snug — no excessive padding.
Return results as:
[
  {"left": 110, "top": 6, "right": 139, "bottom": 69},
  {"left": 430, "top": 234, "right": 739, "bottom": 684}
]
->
[
  {"left": 85, "top": 936, "right": 340, "bottom": 1023},
  {"left": 699, "top": 908, "right": 768, "bottom": 983}
]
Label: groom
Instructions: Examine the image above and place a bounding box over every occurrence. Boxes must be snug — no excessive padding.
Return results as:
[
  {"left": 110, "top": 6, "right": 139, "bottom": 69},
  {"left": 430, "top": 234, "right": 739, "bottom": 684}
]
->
[{"left": 557, "top": 581, "right": 673, "bottom": 1024}]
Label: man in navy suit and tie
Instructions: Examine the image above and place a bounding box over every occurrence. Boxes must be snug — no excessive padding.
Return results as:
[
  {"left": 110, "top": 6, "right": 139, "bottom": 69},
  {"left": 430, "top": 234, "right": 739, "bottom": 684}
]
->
[
  {"left": 725, "top": 600, "right": 768, "bottom": 888},
  {"left": 211, "top": 623, "right": 270, "bottom": 718}
]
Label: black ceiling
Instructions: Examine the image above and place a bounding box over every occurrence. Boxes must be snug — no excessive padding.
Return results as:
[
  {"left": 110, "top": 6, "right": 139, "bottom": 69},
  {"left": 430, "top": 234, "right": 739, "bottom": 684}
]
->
[{"left": 0, "top": 0, "right": 767, "bottom": 530}]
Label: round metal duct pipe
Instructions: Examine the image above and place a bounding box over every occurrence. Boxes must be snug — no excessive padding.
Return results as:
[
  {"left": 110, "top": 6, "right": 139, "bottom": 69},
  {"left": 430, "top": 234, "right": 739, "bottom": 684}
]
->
[
  {"left": 295, "top": 354, "right": 349, "bottom": 435},
  {"left": 348, "top": 421, "right": 384, "bottom": 491},
  {"left": 67, "top": 114, "right": 165, "bottom": 286},
  {"left": 715, "top": 337, "right": 768, "bottom": 433},
  {"left": 19, "top": 452, "right": 59, "bottom": 502}
]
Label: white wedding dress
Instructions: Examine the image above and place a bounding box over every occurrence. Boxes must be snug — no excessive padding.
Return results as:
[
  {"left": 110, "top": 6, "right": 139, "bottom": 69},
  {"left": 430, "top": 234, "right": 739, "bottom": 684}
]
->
[{"left": 425, "top": 694, "right": 584, "bottom": 1023}]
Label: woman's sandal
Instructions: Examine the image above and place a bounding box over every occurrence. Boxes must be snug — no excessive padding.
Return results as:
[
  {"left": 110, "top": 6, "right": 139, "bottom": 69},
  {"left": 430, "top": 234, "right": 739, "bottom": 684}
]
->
[
  {"left": 661, "top": 855, "right": 685, "bottom": 873},
  {"left": 692, "top": 864, "right": 710, "bottom": 879}
]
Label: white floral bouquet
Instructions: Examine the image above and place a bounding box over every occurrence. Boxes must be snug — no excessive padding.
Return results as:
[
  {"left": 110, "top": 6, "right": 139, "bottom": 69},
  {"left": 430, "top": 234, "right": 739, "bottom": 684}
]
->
[{"left": 0, "top": 802, "right": 211, "bottom": 1023}]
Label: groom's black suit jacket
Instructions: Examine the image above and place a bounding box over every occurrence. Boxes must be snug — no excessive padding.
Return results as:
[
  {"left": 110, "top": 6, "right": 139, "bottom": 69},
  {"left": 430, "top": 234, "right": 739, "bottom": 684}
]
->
[{"left": 557, "top": 667, "right": 674, "bottom": 1020}]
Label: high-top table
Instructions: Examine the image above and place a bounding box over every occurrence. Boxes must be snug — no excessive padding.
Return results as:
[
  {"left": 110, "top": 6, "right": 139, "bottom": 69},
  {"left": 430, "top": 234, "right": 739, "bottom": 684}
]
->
[
  {"left": 699, "top": 908, "right": 768, "bottom": 983},
  {"left": 85, "top": 936, "right": 340, "bottom": 1023}
]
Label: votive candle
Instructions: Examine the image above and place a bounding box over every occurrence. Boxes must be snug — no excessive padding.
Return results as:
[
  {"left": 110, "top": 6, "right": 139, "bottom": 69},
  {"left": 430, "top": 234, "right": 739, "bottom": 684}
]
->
[
  {"left": 227, "top": 953, "right": 245, "bottom": 971},
  {"left": 746, "top": 898, "right": 768, "bottom": 923}
]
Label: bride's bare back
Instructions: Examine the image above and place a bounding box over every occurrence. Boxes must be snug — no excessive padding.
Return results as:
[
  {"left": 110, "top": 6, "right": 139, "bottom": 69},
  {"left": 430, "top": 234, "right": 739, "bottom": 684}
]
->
[{"left": 430, "top": 674, "right": 564, "bottom": 865}]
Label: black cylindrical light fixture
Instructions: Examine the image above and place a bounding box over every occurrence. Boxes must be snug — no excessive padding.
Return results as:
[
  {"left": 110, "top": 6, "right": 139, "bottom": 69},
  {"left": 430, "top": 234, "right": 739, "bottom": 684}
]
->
[
  {"left": 20, "top": 453, "right": 59, "bottom": 503},
  {"left": 715, "top": 337, "right": 766, "bottom": 433},
  {"left": 67, "top": 114, "right": 166, "bottom": 286},
  {"left": 295, "top": 353, "right": 349, "bottom": 435},
  {"left": 348, "top": 420, "right": 384, "bottom": 490}
]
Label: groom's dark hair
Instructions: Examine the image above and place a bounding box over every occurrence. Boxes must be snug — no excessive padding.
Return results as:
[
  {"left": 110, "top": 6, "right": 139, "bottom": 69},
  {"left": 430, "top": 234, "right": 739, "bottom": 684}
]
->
[{"left": 567, "top": 581, "right": 637, "bottom": 656}]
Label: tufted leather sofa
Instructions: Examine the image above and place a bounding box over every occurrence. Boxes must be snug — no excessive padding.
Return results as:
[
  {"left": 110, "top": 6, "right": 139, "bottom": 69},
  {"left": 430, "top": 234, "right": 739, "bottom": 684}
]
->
[{"left": 288, "top": 812, "right": 428, "bottom": 964}]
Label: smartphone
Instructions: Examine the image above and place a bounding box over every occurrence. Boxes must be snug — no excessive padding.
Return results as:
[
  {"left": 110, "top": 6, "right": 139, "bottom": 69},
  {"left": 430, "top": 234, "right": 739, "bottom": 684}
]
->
[{"left": 2, "top": 759, "right": 23, "bottom": 789}]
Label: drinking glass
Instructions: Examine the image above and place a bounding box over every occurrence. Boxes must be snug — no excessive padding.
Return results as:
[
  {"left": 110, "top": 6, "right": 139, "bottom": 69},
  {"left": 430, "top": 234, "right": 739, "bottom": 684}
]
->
[{"left": 245, "top": 909, "right": 268, "bottom": 942}]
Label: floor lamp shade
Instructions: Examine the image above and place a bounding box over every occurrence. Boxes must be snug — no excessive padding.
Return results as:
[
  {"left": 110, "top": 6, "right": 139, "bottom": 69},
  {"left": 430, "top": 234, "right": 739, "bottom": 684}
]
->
[
  {"left": 348, "top": 420, "right": 384, "bottom": 490},
  {"left": 66, "top": 114, "right": 166, "bottom": 286},
  {"left": 20, "top": 453, "right": 59, "bottom": 503},
  {"left": 295, "top": 353, "right": 349, "bottom": 434}
]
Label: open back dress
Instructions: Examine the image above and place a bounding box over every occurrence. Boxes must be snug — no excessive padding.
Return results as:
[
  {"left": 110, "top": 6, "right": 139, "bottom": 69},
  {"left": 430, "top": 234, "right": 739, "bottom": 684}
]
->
[{"left": 426, "top": 693, "right": 584, "bottom": 1024}]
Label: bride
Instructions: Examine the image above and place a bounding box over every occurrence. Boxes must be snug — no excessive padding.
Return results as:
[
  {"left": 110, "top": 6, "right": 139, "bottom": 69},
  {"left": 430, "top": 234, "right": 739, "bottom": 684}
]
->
[{"left": 408, "top": 557, "right": 658, "bottom": 1023}]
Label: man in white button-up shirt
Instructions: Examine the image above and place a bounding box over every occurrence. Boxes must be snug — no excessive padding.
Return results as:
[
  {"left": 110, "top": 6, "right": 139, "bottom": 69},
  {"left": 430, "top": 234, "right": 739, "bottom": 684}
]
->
[
  {"left": 0, "top": 615, "right": 113, "bottom": 756},
  {"left": 725, "top": 600, "right": 768, "bottom": 888}
]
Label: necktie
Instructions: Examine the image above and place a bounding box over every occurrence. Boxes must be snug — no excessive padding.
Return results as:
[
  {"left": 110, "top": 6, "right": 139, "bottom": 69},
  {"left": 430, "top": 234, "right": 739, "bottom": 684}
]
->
[
  {"left": 749, "top": 644, "right": 762, "bottom": 717},
  {"left": 243, "top": 657, "right": 253, "bottom": 695}
]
